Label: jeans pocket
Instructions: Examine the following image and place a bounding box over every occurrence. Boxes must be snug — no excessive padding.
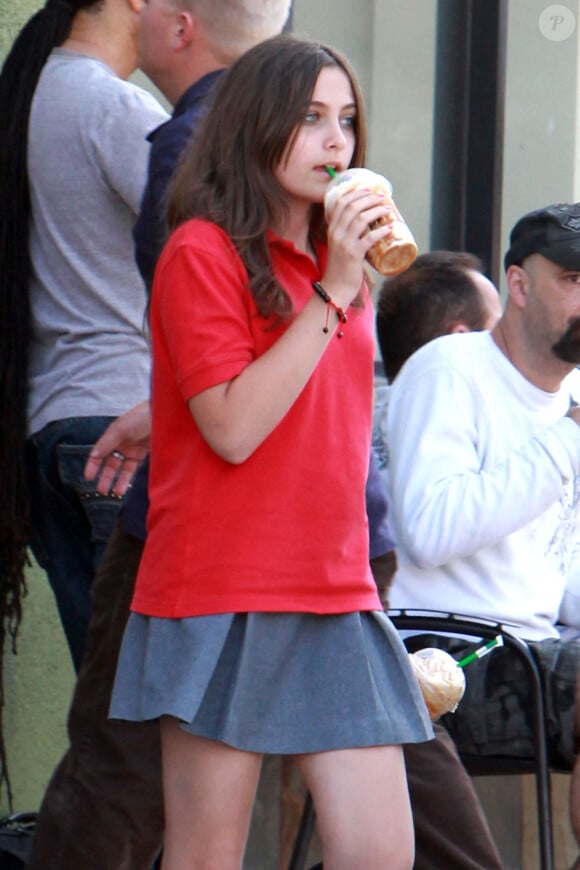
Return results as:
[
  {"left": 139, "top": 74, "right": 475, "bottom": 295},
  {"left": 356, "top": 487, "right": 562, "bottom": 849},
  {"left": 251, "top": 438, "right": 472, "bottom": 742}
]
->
[{"left": 56, "top": 444, "right": 125, "bottom": 545}]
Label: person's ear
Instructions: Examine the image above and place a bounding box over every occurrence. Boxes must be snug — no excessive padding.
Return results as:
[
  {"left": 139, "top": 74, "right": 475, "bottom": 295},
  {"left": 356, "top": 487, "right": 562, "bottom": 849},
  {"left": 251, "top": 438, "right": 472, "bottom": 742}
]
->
[
  {"left": 505, "top": 264, "right": 529, "bottom": 309},
  {"left": 127, "top": 0, "right": 145, "bottom": 14},
  {"left": 450, "top": 323, "right": 469, "bottom": 334},
  {"left": 173, "top": 10, "right": 194, "bottom": 48}
]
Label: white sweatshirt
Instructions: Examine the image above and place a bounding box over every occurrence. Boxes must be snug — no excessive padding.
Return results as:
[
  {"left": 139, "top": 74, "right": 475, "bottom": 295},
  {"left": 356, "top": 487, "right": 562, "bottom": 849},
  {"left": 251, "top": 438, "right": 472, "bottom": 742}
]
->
[{"left": 387, "top": 331, "right": 580, "bottom": 640}]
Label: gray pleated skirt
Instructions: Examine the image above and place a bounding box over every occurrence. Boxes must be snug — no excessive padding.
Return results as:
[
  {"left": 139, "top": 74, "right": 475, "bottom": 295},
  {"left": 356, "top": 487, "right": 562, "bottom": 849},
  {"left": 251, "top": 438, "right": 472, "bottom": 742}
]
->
[{"left": 110, "top": 610, "right": 433, "bottom": 754}]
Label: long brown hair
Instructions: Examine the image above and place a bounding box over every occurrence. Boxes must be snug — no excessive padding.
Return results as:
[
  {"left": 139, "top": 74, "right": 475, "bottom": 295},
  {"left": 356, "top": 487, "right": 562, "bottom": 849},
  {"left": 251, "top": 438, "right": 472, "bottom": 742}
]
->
[{"left": 167, "top": 34, "right": 367, "bottom": 319}]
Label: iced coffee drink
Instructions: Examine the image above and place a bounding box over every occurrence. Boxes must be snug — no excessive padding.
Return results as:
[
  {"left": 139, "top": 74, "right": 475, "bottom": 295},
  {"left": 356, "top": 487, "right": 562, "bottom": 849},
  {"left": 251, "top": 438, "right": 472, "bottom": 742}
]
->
[
  {"left": 409, "top": 647, "right": 466, "bottom": 721},
  {"left": 324, "top": 168, "right": 418, "bottom": 276}
]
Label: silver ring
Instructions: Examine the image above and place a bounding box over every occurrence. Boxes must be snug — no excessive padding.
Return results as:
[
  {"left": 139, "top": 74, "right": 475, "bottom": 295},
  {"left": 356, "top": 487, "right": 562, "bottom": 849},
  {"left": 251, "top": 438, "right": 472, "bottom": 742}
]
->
[{"left": 112, "top": 451, "right": 125, "bottom": 462}]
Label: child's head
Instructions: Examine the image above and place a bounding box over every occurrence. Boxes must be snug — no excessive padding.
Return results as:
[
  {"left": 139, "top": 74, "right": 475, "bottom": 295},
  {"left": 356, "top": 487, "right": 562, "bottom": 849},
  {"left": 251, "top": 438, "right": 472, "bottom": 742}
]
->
[
  {"left": 168, "top": 34, "right": 367, "bottom": 232},
  {"left": 167, "top": 34, "right": 367, "bottom": 319}
]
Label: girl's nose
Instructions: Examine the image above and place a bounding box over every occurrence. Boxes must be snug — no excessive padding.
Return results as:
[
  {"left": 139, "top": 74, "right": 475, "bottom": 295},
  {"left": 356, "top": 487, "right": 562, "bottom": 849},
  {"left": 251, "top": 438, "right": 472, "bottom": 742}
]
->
[{"left": 325, "top": 119, "right": 348, "bottom": 150}]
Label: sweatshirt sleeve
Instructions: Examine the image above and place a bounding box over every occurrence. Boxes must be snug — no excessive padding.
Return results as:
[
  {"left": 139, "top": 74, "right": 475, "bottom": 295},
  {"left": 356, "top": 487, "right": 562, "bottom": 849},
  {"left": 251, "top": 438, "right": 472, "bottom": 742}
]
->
[{"left": 387, "top": 347, "right": 580, "bottom": 569}]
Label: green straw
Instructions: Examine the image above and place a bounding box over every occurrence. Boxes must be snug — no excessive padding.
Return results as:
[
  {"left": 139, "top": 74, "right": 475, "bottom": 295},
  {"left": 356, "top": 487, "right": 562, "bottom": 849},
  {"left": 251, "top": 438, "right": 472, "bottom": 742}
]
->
[
  {"left": 456, "top": 635, "right": 503, "bottom": 668},
  {"left": 325, "top": 165, "right": 337, "bottom": 178}
]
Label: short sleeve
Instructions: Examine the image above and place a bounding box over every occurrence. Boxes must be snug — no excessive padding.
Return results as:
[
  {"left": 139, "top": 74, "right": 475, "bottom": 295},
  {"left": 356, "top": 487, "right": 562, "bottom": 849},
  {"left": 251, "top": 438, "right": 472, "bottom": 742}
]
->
[{"left": 151, "top": 224, "right": 256, "bottom": 401}]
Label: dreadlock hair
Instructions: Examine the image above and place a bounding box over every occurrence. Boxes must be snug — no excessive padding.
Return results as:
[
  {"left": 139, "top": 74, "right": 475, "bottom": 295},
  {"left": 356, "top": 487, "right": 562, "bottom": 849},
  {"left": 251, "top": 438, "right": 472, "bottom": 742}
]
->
[
  {"left": 0, "top": 0, "right": 102, "bottom": 807},
  {"left": 167, "top": 33, "right": 367, "bottom": 322}
]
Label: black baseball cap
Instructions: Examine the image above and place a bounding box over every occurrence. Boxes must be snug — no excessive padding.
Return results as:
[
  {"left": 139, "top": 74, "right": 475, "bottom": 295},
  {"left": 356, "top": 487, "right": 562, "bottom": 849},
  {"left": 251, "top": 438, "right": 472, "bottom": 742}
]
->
[{"left": 504, "top": 203, "right": 580, "bottom": 271}]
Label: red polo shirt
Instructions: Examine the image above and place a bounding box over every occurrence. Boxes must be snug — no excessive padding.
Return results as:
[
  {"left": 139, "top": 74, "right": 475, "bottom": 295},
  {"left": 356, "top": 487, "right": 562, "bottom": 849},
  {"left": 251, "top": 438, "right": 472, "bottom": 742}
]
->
[{"left": 131, "top": 219, "right": 380, "bottom": 617}]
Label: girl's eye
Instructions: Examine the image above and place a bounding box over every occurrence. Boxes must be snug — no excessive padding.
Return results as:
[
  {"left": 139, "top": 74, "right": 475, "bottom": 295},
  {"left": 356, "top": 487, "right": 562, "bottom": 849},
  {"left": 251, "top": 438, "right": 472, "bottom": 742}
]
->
[
  {"left": 304, "top": 111, "right": 319, "bottom": 123},
  {"left": 341, "top": 115, "right": 356, "bottom": 128}
]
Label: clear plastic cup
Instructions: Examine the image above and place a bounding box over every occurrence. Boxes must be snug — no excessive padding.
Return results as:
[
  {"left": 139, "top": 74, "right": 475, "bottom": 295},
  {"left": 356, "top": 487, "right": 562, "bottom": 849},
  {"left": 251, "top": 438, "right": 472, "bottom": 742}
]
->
[
  {"left": 324, "top": 168, "right": 418, "bottom": 276},
  {"left": 409, "top": 647, "right": 466, "bottom": 721}
]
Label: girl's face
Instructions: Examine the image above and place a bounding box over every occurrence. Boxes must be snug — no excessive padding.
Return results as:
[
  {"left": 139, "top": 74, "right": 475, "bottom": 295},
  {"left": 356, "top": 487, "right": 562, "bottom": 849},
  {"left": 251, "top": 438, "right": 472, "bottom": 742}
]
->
[{"left": 275, "top": 65, "right": 357, "bottom": 212}]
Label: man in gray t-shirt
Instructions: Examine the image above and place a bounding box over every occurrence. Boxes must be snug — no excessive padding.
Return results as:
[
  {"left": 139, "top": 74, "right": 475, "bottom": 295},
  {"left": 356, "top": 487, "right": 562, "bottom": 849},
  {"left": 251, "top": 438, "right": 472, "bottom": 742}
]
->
[{"left": 16, "top": 0, "right": 167, "bottom": 672}]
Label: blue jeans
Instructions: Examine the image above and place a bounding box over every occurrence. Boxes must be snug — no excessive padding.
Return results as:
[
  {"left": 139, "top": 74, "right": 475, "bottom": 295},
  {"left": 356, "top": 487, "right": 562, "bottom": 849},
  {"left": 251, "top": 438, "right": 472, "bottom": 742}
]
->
[{"left": 24, "top": 416, "right": 127, "bottom": 671}]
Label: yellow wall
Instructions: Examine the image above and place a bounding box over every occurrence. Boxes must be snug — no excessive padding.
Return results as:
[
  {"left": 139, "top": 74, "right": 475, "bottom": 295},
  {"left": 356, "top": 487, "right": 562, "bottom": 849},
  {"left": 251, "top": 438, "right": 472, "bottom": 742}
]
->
[
  {"left": 0, "top": 0, "right": 41, "bottom": 58},
  {"left": 1, "top": 561, "right": 74, "bottom": 814}
]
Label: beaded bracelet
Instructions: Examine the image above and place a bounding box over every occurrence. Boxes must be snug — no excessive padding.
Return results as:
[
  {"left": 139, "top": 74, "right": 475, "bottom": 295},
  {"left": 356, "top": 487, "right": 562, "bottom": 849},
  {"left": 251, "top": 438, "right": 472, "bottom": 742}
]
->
[{"left": 312, "top": 281, "right": 348, "bottom": 338}]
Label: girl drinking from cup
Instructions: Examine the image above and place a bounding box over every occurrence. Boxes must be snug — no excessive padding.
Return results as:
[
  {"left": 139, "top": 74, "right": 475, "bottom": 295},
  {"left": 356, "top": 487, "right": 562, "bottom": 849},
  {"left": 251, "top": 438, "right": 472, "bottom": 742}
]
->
[{"left": 110, "top": 34, "right": 432, "bottom": 870}]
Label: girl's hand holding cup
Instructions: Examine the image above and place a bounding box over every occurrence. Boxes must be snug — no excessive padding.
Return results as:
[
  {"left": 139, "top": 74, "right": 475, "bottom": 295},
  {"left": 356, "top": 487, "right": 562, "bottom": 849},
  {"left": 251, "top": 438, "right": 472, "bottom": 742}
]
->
[
  {"left": 324, "top": 167, "right": 418, "bottom": 278},
  {"left": 322, "top": 181, "right": 395, "bottom": 309}
]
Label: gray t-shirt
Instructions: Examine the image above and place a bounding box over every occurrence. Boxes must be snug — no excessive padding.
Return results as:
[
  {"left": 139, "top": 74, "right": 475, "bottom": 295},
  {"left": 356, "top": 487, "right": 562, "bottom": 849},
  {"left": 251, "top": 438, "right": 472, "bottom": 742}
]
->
[{"left": 26, "top": 49, "right": 168, "bottom": 435}]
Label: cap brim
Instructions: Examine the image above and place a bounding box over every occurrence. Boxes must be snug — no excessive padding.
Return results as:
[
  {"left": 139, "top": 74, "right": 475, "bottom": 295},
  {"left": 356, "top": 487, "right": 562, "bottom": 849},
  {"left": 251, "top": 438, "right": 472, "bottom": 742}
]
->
[{"left": 537, "top": 238, "right": 580, "bottom": 270}]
